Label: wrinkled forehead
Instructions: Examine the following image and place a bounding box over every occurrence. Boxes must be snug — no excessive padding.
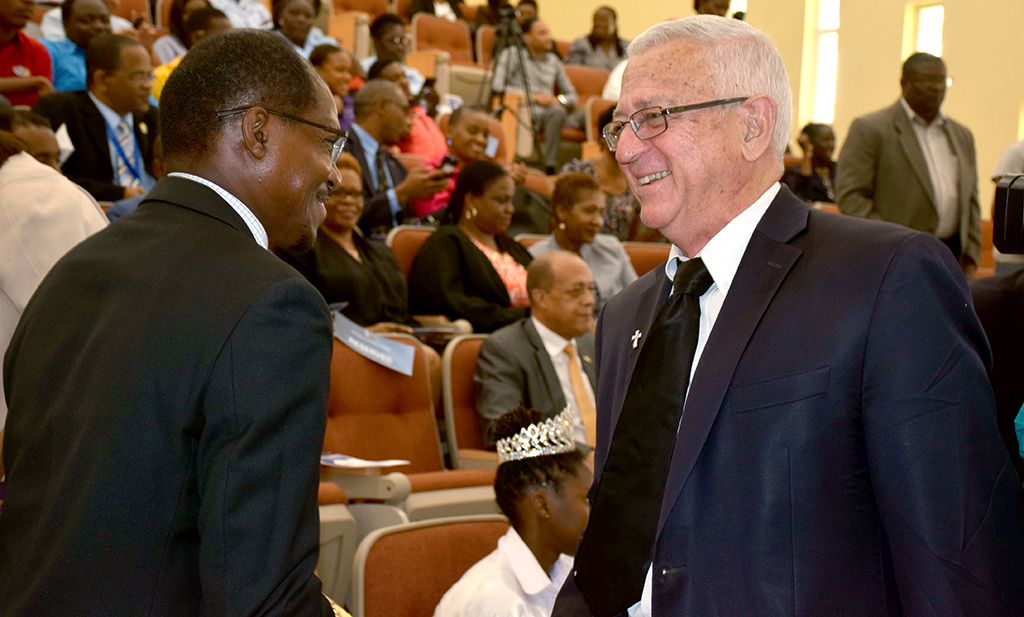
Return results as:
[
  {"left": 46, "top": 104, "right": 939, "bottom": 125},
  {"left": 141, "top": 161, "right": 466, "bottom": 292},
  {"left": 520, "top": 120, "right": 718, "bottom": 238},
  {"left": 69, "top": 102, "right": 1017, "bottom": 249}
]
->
[{"left": 616, "top": 42, "right": 716, "bottom": 117}]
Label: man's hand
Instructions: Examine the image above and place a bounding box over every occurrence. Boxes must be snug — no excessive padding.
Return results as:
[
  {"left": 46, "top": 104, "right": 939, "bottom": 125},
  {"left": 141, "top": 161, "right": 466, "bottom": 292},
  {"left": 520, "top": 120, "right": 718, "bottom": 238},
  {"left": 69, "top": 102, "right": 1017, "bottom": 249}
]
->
[
  {"left": 507, "top": 161, "right": 527, "bottom": 185},
  {"left": 394, "top": 165, "right": 450, "bottom": 202},
  {"left": 960, "top": 258, "right": 977, "bottom": 281},
  {"left": 34, "top": 76, "right": 54, "bottom": 96},
  {"left": 367, "top": 322, "right": 413, "bottom": 334},
  {"left": 123, "top": 185, "right": 147, "bottom": 199},
  {"left": 532, "top": 92, "right": 556, "bottom": 107}
]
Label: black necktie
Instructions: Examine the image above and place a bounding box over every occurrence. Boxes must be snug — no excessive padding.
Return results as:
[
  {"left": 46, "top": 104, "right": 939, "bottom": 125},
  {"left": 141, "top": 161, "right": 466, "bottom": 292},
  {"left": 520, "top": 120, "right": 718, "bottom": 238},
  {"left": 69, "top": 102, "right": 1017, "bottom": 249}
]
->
[
  {"left": 376, "top": 148, "right": 391, "bottom": 194},
  {"left": 574, "top": 257, "right": 715, "bottom": 617}
]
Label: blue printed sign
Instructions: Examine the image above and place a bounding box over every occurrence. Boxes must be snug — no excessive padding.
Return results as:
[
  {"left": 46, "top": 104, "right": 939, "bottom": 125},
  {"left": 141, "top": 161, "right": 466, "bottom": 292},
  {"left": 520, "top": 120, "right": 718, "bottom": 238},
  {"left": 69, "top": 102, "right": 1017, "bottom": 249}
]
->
[{"left": 332, "top": 311, "right": 415, "bottom": 376}]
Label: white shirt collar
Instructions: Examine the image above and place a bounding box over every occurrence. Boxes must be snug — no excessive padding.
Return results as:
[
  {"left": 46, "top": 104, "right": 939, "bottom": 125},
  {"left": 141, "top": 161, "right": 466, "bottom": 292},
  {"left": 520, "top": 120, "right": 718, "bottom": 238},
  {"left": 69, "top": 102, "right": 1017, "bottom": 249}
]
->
[
  {"left": 531, "top": 315, "right": 574, "bottom": 358},
  {"left": 665, "top": 182, "right": 780, "bottom": 295},
  {"left": 166, "top": 172, "right": 269, "bottom": 249},
  {"left": 498, "top": 527, "right": 571, "bottom": 596},
  {"left": 900, "top": 96, "right": 945, "bottom": 127}
]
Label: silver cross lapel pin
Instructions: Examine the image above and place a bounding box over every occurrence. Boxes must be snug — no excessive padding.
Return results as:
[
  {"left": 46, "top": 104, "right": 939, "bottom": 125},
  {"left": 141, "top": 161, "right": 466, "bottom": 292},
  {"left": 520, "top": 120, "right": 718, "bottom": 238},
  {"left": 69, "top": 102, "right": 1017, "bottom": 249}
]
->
[{"left": 631, "top": 330, "right": 642, "bottom": 349}]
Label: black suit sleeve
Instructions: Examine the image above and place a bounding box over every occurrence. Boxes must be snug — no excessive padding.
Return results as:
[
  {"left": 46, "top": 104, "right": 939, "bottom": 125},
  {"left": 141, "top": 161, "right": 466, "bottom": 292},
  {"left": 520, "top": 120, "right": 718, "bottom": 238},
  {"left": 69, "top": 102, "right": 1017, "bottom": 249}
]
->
[{"left": 196, "top": 278, "right": 334, "bottom": 616}]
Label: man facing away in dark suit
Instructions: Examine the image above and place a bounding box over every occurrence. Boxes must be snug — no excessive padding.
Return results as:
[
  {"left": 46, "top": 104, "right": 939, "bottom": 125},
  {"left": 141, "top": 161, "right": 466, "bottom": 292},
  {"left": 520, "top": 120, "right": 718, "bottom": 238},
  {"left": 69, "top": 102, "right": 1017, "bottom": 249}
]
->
[
  {"left": 475, "top": 250, "right": 597, "bottom": 449},
  {"left": 34, "top": 32, "right": 159, "bottom": 202},
  {"left": 0, "top": 30, "right": 344, "bottom": 615},
  {"left": 344, "top": 79, "right": 448, "bottom": 236},
  {"left": 836, "top": 52, "right": 981, "bottom": 278},
  {"left": 553, "top": 16, "right": 1023, "bottom": 617}
]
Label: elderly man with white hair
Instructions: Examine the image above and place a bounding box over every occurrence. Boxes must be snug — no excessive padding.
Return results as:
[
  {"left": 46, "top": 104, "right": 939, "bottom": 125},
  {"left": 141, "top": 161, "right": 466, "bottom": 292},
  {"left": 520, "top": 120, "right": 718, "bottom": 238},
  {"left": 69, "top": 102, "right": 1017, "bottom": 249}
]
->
[{"left": 553, "top": 15, "right": 1024, "bottom": 617}]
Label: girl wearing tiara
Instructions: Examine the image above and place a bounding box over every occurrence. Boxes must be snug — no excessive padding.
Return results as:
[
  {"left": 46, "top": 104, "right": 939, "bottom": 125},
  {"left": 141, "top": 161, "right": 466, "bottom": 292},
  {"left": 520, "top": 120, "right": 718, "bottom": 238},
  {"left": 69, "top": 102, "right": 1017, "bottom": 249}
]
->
[{"left": 433, "top": 406, "right": 593, "bottom": 617}]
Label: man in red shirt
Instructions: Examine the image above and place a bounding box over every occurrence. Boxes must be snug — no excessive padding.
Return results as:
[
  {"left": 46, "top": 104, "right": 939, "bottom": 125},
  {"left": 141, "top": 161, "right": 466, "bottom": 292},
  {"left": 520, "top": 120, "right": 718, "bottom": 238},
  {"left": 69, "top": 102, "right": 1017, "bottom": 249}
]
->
[{"left": 0, "top": 0, "right": 53, "bottom": 106}]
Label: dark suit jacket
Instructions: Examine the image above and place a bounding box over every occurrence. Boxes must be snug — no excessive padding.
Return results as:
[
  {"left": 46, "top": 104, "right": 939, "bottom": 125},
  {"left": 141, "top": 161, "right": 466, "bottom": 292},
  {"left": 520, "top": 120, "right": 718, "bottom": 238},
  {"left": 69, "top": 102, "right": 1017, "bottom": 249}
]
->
[
  {"left": 836, "top": 100, "right": 981, "bottom": 264},
  {"left": 971, "top": 270, "right": 1024, "bottom": 482},
  {"left": 0, "top": 177, "right": 334, "bottom": 616},
  {"left": 342, "top": 127, "right": 410, "bottom": 236},
  {"left": 408, "top": 225, "right": 532, "bottom": 333},
  {"left": 474, "top": 317, "right": 595, "bottom": 445},
  {"left": 34, "top": 90, "right": 159, "bottom": 202},
  {"left": 554, "top": 187, "right": 1024, "bottom": 616}
]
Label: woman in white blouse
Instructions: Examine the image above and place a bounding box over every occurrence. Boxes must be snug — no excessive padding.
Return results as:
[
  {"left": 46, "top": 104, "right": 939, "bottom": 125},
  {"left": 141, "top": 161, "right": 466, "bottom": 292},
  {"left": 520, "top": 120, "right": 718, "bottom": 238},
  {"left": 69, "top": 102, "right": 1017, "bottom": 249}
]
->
[{"left": 434, "top": 407, "right": 592, "bottom": 617}]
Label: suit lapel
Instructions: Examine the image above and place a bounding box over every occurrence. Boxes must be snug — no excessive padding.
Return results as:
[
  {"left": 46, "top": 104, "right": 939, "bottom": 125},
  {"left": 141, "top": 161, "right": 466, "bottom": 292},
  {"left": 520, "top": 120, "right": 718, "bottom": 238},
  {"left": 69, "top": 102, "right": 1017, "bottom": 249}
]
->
[
  {"left": 657, "top": 190, "right": 807, "bottom": 534},
  {"left": 81, "top": 93, "right": 114, "bottom": 176},
  {"left": 348, "top": 132, "right": 377, "bottom": 197},
  {"left": 524, "top": 319, "right": 567, "bottom": 410},
  {"left": 892, "top": 103, "right": 937, "bottom": 208},
  {"left": 944, "top": 122, "right": 972, "bottom": 231}
]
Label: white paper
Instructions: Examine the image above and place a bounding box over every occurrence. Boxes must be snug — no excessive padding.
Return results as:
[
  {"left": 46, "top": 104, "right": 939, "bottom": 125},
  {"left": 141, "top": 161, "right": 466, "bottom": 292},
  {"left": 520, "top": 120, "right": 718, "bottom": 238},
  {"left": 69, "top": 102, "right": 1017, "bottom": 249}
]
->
[{"left": 320, "top": 454, "right": 410, "bottom": 469}]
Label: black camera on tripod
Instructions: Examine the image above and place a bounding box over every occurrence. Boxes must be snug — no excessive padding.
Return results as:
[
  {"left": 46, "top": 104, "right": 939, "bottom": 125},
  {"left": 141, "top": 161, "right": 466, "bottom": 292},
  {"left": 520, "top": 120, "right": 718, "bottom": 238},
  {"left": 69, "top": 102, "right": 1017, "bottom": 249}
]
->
[{"left": 993, "top": 175, "right": 1024, "bottom": 254}]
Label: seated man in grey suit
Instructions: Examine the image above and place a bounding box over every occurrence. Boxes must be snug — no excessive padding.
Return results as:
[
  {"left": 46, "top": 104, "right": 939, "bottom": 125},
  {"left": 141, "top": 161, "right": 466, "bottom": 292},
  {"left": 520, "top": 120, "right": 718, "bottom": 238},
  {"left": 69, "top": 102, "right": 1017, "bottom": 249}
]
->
[{"left": 474, "top": 250, "right": 597, "bottom": 449}]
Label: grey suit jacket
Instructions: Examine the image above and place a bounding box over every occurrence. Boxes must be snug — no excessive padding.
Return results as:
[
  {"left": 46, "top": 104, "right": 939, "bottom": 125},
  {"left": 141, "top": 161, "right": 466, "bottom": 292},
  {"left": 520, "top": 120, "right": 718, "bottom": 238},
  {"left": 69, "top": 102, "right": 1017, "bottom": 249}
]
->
[
  {"left": 835, "top": 100, "right": 980, "bottom": 264},
  {"left": 474, "top": 317, "right": 596, "bottom": 446}
]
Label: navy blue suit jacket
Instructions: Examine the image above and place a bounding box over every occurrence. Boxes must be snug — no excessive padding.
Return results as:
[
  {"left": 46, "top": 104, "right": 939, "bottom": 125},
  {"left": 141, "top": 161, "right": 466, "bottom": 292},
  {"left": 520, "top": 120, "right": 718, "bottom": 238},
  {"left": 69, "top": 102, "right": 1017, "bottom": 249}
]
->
[
  {"left": 342, "top": 127, "right": 410, "bottom": 236},
  {"left": 554, "top": 186, "right": 1024, "bottom": 616}
]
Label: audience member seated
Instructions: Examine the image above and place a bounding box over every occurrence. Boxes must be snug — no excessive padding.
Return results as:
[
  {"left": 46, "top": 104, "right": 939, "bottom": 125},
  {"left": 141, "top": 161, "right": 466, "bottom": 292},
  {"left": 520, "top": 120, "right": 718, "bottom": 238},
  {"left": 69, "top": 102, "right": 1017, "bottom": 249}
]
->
[
  {"left": 694, "top": 0, "right": 729, "bottom": 16},
  {"left": 564, "top": 6, "right": 627, "bottom": 72},
  {"left": 782, "top": 122, "right": 836, "bottom": 203},
  {"left": 152, "top": 8, "right": 231, "bottom": 101},
  {"left": 0, "top": 0, "right": 53, "bottom": 107},
  {"left": 272, "top": 0, "right": 335, "bottom": 60},
  {"left": 514, "top": 0, "right": 535, "bottom": 28},
  {"left": 368, "top": 57, "right": 446, "bottom": 162},
  {"left": 492, "top": 17, "right": 576, "bottom": 175},
  {"left": 409, "top": 160, "right": 532, "bottom": 332},
  {"left": 528, "top": 173, "right": 635, "bottom": 312},
  {"left": 0, "top": 131, "right": 107, "bottom": 431},
  {"left": 152, "top": 0, "right": 210, "bottom": 64},
  {"left": 409, "top": 0, "right": 464, "bottom": 22},
  {"left": 560, "top": 105, "right": 642, "bottom": 240},
  {"left": 34, "top": 34, "right": 157, "bottom": 201},
  {"left": 278, "top": 152, "right": 413, "bottom": 332},
  {"left": 310, "top": 44, "right": 354, "bottom": 132},
  {"left": 208, "top": 0, "right": 271, "bottom": 28},
  {"left": 343, "top": 79, "right": 448, "bottom": 236},
  {"left": 475, "top": 251, "right": 596, "bottom": 448},
  {"left": 40, "top": 0, "right": 132, "bottom": 42},
  {"left": 0, "top": 109, "right": 60, "bottom": 170},
  {"left": 42, "top": 0, "right": 112, "bottom": 92},
  {"left": 360, "top": 14, "right": 425, "bottom": 95},
  {"left": 433, "top": 407, "right": 591, "bottom": 617}
]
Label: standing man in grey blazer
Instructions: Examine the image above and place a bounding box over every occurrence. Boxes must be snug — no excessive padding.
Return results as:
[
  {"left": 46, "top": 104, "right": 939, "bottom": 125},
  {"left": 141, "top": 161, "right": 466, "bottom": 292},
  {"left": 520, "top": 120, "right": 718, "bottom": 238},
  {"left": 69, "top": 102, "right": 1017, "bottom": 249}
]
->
[
  {"left": 836, "top": 52, "right": 980, "bottom": 277},
  {"left": 475, "top": 251, "right": 597, "bottom": 450}
]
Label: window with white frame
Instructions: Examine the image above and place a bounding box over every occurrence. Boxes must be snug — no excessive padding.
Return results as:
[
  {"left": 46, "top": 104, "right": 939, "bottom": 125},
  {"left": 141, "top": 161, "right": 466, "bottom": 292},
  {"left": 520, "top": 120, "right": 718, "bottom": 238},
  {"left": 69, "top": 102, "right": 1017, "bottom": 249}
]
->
[
  {"left": 811, "top": 0, "right": 840, "bottom": 123},
  {"left": 914, "top": 4, "right": 944, "bottom": 56}
]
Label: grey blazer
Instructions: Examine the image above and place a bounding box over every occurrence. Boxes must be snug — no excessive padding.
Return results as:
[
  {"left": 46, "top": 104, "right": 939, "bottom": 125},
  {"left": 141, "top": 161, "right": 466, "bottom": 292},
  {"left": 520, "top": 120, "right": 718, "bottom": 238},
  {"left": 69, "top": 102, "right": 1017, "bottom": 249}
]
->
[
  {"left": 474, "top": 317, "right": 596, "bottom": 445},
  {"left": 835, "top": 100, "right": 980, "bottom": 264}
]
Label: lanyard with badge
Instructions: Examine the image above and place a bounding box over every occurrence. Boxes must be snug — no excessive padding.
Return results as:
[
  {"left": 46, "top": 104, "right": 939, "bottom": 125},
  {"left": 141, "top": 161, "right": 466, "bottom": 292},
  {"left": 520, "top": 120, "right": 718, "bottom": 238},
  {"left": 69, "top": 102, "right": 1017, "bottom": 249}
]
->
[{"left": 103, "top": 119, "right": 144, "bottom": 185}]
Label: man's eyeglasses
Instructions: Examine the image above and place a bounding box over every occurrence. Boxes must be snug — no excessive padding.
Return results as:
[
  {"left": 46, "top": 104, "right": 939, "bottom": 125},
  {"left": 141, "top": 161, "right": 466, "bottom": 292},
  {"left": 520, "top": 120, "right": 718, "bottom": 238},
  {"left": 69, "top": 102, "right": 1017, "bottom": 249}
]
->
[
  {"left": 216, "top": 106, "right": 347, "bottom": 164},
  {"left": 602, "top": 97, "right": 749, "bottom": 152},
  {"left": 386, "top": 36, "right": 410, "bottom": 46}
]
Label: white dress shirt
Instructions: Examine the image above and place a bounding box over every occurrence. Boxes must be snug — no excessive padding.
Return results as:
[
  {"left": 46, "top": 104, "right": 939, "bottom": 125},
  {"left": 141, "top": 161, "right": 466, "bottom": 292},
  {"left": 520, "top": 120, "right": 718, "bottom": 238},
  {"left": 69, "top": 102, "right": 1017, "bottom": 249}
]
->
[
  {"left": 628, "top": 182, "right": 781, "bottom": 617},
  {"left": 433, "top": 527, "right": 574, "bottom": 617},
  {"left": 531, "top": 316, "right": 594, "bottom": 448},
  {"left": 900, "top": 97, "right": 960, "bottom": 239}
]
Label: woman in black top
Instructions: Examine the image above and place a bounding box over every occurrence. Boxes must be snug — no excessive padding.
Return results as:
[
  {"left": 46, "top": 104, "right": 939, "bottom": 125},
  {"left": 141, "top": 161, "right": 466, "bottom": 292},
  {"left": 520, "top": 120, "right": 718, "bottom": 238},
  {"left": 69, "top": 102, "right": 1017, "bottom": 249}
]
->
[
  {"left": 408, "top": 160, "right": 533, "bottom": 333},
  {"left": 782, "top": 123, "right": 837, "bottom": 204},
  {"left": 277, "top": 152, "right": 412, "bottom": 332}
]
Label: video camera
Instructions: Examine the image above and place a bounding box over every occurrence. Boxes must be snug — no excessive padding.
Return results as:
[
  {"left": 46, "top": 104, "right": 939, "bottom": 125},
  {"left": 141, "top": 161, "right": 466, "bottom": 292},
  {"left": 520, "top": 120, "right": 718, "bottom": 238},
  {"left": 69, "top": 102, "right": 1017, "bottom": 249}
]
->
[{"left": 993, "top": 175, "right": 1024, "bottom": 254}]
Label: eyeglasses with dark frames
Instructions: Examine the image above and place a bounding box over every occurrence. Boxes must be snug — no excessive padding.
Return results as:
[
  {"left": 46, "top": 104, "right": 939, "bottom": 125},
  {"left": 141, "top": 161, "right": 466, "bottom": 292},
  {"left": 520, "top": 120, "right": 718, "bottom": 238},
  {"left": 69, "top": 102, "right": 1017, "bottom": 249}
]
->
[
  {"left": 602, "top": 97, "right": 749, "bottom": 152},
  {"left": 216, "top": 106, "right": 347, "bottom": 164}
]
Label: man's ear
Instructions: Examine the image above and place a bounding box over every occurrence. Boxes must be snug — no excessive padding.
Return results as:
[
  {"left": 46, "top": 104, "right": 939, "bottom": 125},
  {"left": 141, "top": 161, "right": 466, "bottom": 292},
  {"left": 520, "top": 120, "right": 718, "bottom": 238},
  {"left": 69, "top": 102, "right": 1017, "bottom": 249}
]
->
[
  {"left": 241, "top": 107, "right": 271, "bottom": 160},
  {"left": 738, "top": 94, "right": 776, "bottom": 163}
]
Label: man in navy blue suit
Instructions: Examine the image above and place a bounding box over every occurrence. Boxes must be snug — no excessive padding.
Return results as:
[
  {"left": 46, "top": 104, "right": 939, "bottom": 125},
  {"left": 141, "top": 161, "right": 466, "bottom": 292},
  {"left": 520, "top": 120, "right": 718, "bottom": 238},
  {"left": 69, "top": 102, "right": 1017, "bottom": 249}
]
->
[{"left": 553, "top": 15, "right": 1024, "bottom": 617}]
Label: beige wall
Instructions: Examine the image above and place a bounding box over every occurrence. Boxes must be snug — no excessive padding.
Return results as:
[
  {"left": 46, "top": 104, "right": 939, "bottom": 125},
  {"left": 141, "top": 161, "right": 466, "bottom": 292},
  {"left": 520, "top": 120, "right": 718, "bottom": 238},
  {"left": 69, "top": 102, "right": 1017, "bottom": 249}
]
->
[{"left": 525, "top": 0, "right": 1022, "bottom": 213}]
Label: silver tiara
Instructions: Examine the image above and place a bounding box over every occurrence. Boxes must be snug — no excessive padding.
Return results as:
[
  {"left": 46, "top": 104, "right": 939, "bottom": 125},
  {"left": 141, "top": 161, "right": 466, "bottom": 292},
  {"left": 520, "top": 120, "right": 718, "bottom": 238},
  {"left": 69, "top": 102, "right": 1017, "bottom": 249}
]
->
[{"left": 496, "top": 408, "right": 577, "bottom": 464}]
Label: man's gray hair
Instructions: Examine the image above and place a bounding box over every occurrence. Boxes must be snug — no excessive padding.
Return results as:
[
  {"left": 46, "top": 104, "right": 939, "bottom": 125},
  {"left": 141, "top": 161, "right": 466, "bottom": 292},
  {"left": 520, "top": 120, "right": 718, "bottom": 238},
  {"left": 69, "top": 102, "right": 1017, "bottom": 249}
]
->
[{"left": 628, "top": 16, "right": 792, "bottom": 160}]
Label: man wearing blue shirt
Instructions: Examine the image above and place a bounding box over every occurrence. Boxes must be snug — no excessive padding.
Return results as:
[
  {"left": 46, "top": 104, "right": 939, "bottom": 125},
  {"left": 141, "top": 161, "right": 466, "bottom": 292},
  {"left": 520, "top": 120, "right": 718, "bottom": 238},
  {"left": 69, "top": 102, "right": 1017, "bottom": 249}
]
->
[
  {"left": 35, "top": 33, "right": 157, "bottom": 201},
  {"left": 41, "top": 0, "right": 111, "bottom": 92}
]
